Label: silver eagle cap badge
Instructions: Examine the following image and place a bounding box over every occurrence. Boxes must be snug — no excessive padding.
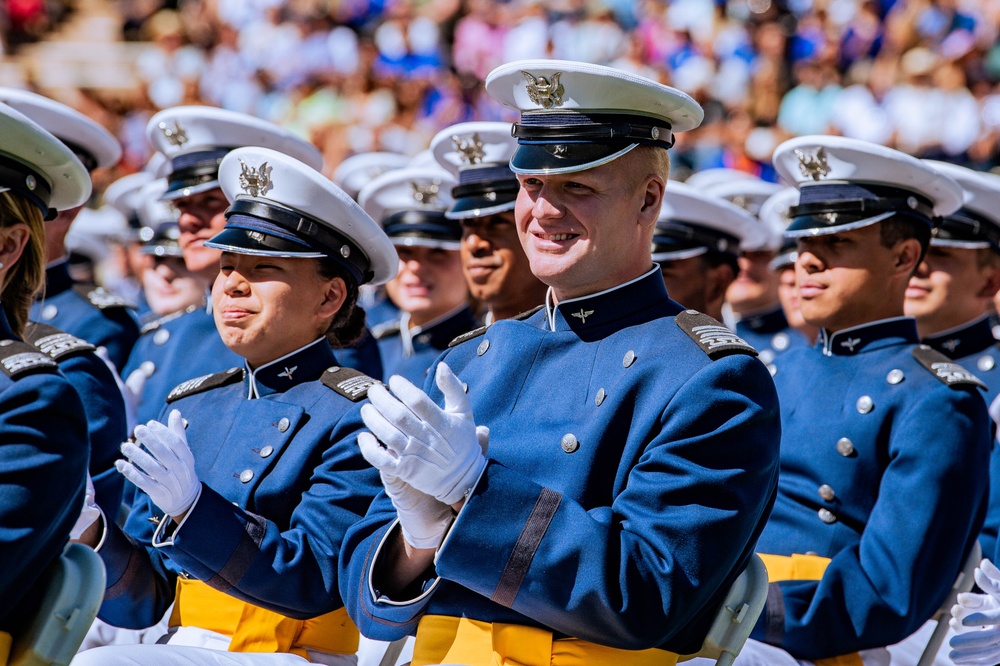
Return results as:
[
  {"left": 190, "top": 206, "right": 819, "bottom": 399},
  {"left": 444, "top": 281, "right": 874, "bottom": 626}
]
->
[
  {"left": 452, "top": 132, "right": 485, "bottom": 164},
  {"left": 522, "top": 71, "right": 565, "bottom": 109},
  {"left": 795, "top": 147, "right": 830, "bottom": 181},
  {"left": 239, "top": 160, "right": 271, "bottom": 198},
  {"left": 158, "top": 121, "right": 188, "bottom": 147},
  {"left": 411, "top": 180, "right": 440, "bottom": 204}
]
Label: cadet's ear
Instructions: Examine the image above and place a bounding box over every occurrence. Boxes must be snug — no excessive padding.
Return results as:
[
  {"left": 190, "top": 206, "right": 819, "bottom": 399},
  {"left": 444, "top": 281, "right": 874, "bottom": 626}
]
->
[
  {"left": 0, "top": 223, "right": 30, "bottom": 276},
  {"left": 978, "top": 262, "right": 1000, "bottom": 300},
  {"left": 639, "top": 175, "right": 665, "bottom": 227},
  {"left": 318, "top": 275, "right": 348, "bottom": 320},
  {"left": 894, "top": 237, "right": 922, "bottom": 278}
]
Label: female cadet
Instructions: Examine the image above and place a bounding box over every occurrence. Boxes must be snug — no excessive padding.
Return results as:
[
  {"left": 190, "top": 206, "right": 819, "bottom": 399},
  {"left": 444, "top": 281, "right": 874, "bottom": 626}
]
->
[
  {"left": 0, "top": 104, "right": 91, "bottom": 648},
  {"left": 73, "top": 146, "right": 397, "bottom": 666}
]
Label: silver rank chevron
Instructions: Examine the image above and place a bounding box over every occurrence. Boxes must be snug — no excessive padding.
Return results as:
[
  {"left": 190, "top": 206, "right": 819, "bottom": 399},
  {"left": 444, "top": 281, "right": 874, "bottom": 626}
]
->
[
  {"left": 522, "top": 71, "right": 565, "bottom": 108},
  {"left": 167, "top": 374, "right": 212, "bottom": 401},
  {"left": 239, "top": 160, "right": 271, "bottom": 197},
  {"left": 691, "top": 324, "right": 750, "bottom": 351},
  {"left": 931, "top": 361, "right": 978, "bottom": 385},
  {"left": 795, "top": 147, "right": 830, "bottom": 180}
]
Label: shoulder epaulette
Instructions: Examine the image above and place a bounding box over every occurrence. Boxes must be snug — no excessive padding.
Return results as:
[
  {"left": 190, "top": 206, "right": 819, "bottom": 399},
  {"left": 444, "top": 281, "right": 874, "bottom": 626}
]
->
[
  {"left": 321, "top": 365, "right": 380, "bottom": 402},
  {"left": 675, "top": 309, "right": 758, "bottom": 360},
  {"left": 447, "top": 305, "right": 544, "bottom": 348},
  {"left": 23, "top": 322, "right": 95, "bottom": 361},
  {"left": 72, "top": 285, "right": 132, "bottom": 311},
  {"left": 166, "top": 367, "right": 243, "bottom": 403},
  {"left": 140, "top": 304, "right": 199, "bottom": 335},
  {"left": 912, "top": 345, "right": 987, "bottom": 390},
  {"left": 0, "top": 339, "right": 59, "bottom": 379},
  {"left": 371, "top": 320, "right": 401, "bottom": 340}
]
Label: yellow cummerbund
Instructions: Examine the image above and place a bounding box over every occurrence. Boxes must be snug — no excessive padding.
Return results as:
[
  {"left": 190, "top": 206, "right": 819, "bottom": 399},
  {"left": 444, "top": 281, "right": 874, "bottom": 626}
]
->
[
  {"left": 412, "top": 615, "right": 679, "bottom": 666},
  {"left": 757, "top": 553, "right": 862, "bottom": 666},
  {"left": 0, "top": 630, "right": 10, "bottom": 665},
  {"left": 170, "top": 578, "right": 358, "bottom": 657}
]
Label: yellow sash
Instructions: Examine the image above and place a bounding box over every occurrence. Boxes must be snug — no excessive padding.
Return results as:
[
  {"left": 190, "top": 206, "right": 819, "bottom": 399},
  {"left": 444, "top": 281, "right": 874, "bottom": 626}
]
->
[
  {"left": 0, "top": 630, "right": 10, "bottom": 665},
  {"left": 412, "top": 615, "right": 679, "bottom": 666},
  {"left": 170, "top": 578, "right": 359, "bottom": 657},
  {"left": 758, "top": 553, "right": 862, "bottom": 666}
]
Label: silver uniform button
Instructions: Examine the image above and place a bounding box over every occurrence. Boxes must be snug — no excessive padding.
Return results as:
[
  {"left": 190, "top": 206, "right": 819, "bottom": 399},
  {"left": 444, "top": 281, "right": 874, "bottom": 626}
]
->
[
  {"left": 153, "top": 329, "right": 171, "bottom": 345},
  {"left": 259, "top": 446, "right": 274, "bottom": 458},
  {"left": 140, "top": 360, "right": 156, "bottom": 376},
  {"left": 856, "top": 395, "right": 873, "bottom": 414},
  {"left": 886, "top": 369, "right": 904, "bottom": 385},
  {"left": 277, "top": 417, "right": 290, "bottom": 432},
  {"left": 768, "top": 364, "right": 778, "bottom": 377},
  {"left": 41, "top": 304, "right": 57, "bottom": 320},
  {"left": 817, "top": 508, "right": 837, "bottom": 524},
  {"left": 979, "top": 355, "right": 996, "bottom": 372},
  {"left": 772, "top": 332, "right": 789, "bottom": 351},
  {"left": 818, "top": 484, "right": 835, "bottom": 501},
  {"left": 561, "top": 433, "right": 579, "bottom": 453},
  {"left": 758, "top": 349, "right": 776, "bottom": 365},
  {"left": 416, "top": 334, "right": 430, "bottom": 345},
  {"left": 623, "top": 350, "right": 636, "bottom": 368},
  {"left": 477, "top": 339, "right": 490, "bottom": 356},
  {"left": 836, "top": 437, "right": 855, "bottom": 456},
  {"left": 595, "top": 388, "right": 606, "bottom": 406},
  {"left": 240, "top": 469, "right": 254, "bottom": 483}
]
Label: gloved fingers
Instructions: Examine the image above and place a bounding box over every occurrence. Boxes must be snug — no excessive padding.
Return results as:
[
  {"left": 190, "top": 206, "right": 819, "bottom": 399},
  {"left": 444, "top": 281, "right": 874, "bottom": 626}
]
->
[
  {"left": 435, "top": 363, "right": 473, "bottom": 417},
  {"left": 360, "top": 403, "right": 410, "bottom": 454},
  {"left": 475, "top": 425, "right": 490, "bottom": 454},
  {"left": 386, "top": 374, "right": 449, "bottom": 434},
  {"left": 975, "top": 562, "right": 1000, "bottom": 604},
  {"left": 949, "top": 634, "right": 1000, "bottom": 665},
  {"left": 165, "top": 409, "right": 196, "bottom": 467},
  {"left": 125, "top": 367, "right": 148, "bottom": 397},
  {"left": 133, "top": 422, "right": 184, "bottom": 470},
  {"left": 951, "top": 626, "right": 1000, "bottom": 651},
  {"left": 115, "top": 458, "right": 157, "bottom": 491},
  {"left": 120, "top": 441, "right": 169, "bottom": 480},
  {"left": 366, "top": 382, "right": 429, "bottom": 444},
  {"left": 358, "top": 431, "right": 401, "bottom": 473}
]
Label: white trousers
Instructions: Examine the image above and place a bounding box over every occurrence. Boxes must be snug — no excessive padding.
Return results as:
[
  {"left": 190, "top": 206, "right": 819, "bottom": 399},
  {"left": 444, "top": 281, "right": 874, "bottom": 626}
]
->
[
  {"left": 71, "top": 626, "right": 357, "bottom": 666},
  {"left": 685, "top": 638, "right": 891, "bottom": 665}
]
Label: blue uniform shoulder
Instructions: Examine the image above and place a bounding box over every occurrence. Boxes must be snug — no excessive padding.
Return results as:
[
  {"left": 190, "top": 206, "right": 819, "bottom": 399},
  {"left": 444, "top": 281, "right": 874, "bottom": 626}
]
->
[
  {"left": 675, "top": 309, "right": 759, "bottom": 360},
  {"left": 912, "top": 344, "right": 988, "bottom": 390},
  {"left": 371, "top": 319, "right": 401, "bottom": 341},
  {"left": 23, "top": 322, "right": 96, "bottom": 361},
  {"left": 448, "top": 305, "right": 544, "bottom": 348},
  {"left": 321, "top": 365, "right": 380, "bottom": 401},
  {"left": 72, "top": 284, "right": 133, "bottom": 312},
  {"left": 166, "top": 367, "right": 244, "bottom": 403},
  {"left": 139, "top": 304, "right": 199, "bottom": 335},
  {"left": 0, "top": 339, "right": 59, "bottom": 379}
]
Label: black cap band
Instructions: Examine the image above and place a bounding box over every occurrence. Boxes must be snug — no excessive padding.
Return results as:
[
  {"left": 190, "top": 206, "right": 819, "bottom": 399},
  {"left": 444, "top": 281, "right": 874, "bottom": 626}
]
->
[
  {"left": 653, "top": 221, "right": 741, "bottom": 258},
  {"left": 0, "top": 153, "right": 54, "bottom": 219},
  {"left": 935, "top": 208, "right": 1000, "bottom": 253},
  {"left": 164, "top": 148, "right": 234, "bottom": 198},
  {"left": 787, "top": 182, "right": 935, "bottom": 234},
  {"left": 383, "top": 209, "right": 461, "bottom": 243},
  {"left": 514, "top": 112, "right": 673, "bottom": 148}
]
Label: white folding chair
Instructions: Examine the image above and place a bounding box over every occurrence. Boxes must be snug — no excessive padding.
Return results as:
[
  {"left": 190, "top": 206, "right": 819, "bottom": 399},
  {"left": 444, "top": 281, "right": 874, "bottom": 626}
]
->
[
  {"left": 9, "top": 543, "right": 106, "bottom": 666},
  {"left": 916, "top": 540, "right": 982, "bottom": 666},
  {"left": 678, "top": 553, "right": 769, "bottom": 666}
]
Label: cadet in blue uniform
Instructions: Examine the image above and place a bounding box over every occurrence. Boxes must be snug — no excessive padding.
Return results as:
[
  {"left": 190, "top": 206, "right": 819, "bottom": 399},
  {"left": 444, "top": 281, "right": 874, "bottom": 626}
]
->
[
  {"left": 738, "top": 136, "right": 991, "bottom": 665},
  {"left": 122, "top": 106, "right": 327, "bottom": 426},
  {"left": 73, "top": 146, "right": 398, "bottom": 666},
  {"left": 0, "top": 102, "right": 90, "bottom": 647},
  {"left": 0, "top": 89, "right": 141, "bottom": 372},
  {"left": 652, "top": 180, "right": 766, "bottom": 321},
  {"left": 360, "top": 166, "right": 476, "bottom": 385},
  {"left": 431, "top": 121, "right": 548, "bottom": 323},
  {"left": 340, "top": 60, "right": 781, "bottom": 665}
]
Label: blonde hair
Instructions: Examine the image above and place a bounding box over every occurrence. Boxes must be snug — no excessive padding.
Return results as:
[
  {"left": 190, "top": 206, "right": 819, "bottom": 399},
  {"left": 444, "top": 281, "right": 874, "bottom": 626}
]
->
[
  {"left": 625, "top": 145, "right": 671, "bottom": 189},
  {"left": 0, "top": 192, "right": 45, "bottom": 336}
]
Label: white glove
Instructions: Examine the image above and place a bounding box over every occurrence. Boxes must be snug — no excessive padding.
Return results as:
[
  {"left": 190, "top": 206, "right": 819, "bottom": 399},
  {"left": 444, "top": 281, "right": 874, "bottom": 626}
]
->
[
  {"left": 950, "top": 559, "right": 1000, "bottom": 664},
  {"left": 116, "top": 409, "right": 201, "bottom": 518},
  {"left": 360, "top": 363, "right": 487, "bottom": 506},
  {"left": 70, "top": 473, "right": 103, "bottom": 540},
  {"left": 123, "top": 363, "right": 153, "bottom": 431},
  {"left": 360, "top": 425, "right": 490, "bottom": 550}
]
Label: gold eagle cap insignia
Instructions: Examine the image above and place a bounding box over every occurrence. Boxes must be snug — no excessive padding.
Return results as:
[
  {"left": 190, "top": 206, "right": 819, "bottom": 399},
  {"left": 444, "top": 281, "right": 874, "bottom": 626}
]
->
[
  {"left": 452, "top": 132, "right": 485, "bottom": 164},
  {"left": 521, "top": 71, "right": 565, "bottom": 109},
  {"left": 795, "top": 146, "right": 830, "bottom": 181},
  {"left": 239, "top": 160, "right": 271, "bottom": 197},
  {"left": 158, "top": 121, "right": 188, "bottom": 147},
  {"left": 411, "top": 180, "right": 440, "bottom": 204}
]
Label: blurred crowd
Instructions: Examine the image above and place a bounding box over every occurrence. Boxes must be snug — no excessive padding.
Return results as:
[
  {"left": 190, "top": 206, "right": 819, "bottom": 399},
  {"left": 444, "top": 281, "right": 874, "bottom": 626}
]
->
[{"left": 4, "top": 0, "right": 1000, "bottom": 184}]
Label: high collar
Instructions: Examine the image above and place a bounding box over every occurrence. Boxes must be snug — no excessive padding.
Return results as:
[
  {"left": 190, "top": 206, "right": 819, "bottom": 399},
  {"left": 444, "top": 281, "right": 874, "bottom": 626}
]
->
[
  {"left": 43, "top": 261, "right": 74, "bottom": 298},
  {"left": 245, "top": 338, "right": 334, "bottom": 399},
  {"left": 735, "top": 305, "right": 788, "bottom": 334},
  {"left": 399, "top": 306, "right": 476, "bottom": 357},
  {"left": 817, "top": 316, "right": 919, "bottom": 356},
  {"left": 923, "top": 315, "right": 995, "bottom": 359},
  {"left": 544, "top": 265, "right": 667, "bottom": 333}
]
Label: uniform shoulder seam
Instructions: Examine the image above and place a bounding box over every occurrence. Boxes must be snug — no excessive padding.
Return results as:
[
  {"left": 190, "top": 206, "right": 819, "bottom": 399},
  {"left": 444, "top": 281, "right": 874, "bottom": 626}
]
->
[
  {"left": 166, "top": 368, "right": 244, "bottom": 402},
  {"left": 911, "top": 345, "right": 987, "bottom": 390},
  {"left": 675, "top": 309, "right": 758, "bottom": 360},
  {"left": 321, "top": 365, "right": 381, "bottom": 401}
]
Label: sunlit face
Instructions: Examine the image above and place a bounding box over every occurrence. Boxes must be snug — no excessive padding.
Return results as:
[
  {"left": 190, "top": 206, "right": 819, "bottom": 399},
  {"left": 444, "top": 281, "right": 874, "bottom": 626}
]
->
[
  {"left": 45, "top": 206, "right": 83, "bottom": 263},
  {"left": 212, "top": 252, "right": 344, "bottom": 368},
  {"left": 514, "top": 153, "right": 660, "bottom": 301},
  {"left": 727, "top": 250, "right": 781, "bottom": 314},
  {"left": 385, "top": 245, "right": 468, "bottom": 328},
  {"left": 460, "top": 212, "right": 546, "bottom": 315},
  {"left": 143, "top": 256, "right": 208, "bottom": 317},
  {"left": 905, "top": 245, "right": 998, "bottom": 335},
  {"left": 173, "top": 188, "right": 230, "bottom": 280},
  {"left": 777, "top": 266, "right": 806, "bottom": 330},
  {"left": 795, "top": 224, "right": 904, "bottom": 332}
]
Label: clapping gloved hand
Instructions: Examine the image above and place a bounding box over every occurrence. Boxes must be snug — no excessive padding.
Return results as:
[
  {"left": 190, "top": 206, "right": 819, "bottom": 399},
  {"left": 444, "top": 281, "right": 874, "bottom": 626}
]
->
[
  {"left": 358, "top": 363, "right": 489, "bottom": 550},
  {"left": 70, "top": 473, "right": 104, "bottom": 542},
  {"left": 117, "top": 409, "right": 201, "bottom": 520},
  {"left": 950, "top": 558, "right": 1000, "bottom": 664}
]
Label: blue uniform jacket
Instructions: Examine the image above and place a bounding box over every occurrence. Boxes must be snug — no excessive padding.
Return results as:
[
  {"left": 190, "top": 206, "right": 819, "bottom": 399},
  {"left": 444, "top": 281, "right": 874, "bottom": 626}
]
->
[
  {"left": 373, "top": 306, "right": 477, "bottom": 384},
  {"left": 0, "top": 310, "right": 88, "bottom": 632},
  {"left": 923, "top": 315, "right": 1000, "bottom": 561},
  {"left": 24, "top": 322, "right": 126, "bottom": 519},
  {"left": 31, "top": 261, "right": 139, "bottom": 371},
  {"left": 735, "top": 306, "right": 809, "bottom": 372},
  {"left": 341, "top": 269, "right": 781, "bottom": 655},
  {"left": 753, "top": 317, "right": 990, "bottom": 658},
  {"left": 97, "top": 338, "right": 381, "bottom": 628}
]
